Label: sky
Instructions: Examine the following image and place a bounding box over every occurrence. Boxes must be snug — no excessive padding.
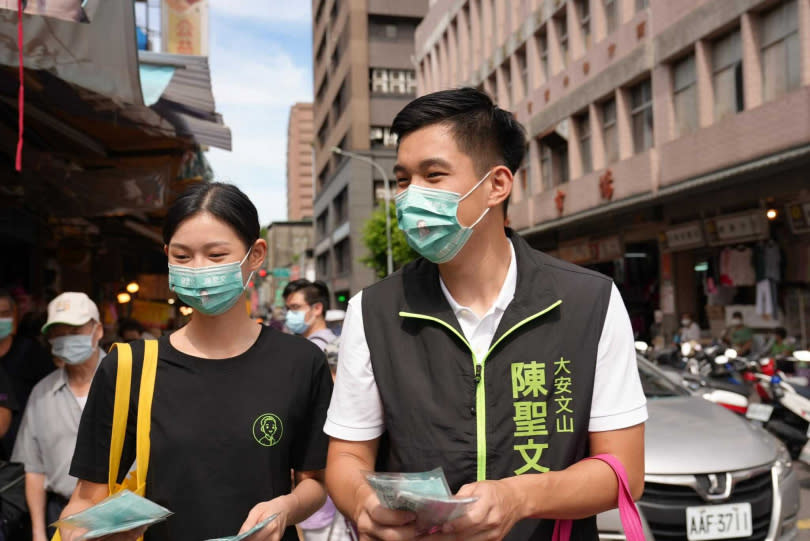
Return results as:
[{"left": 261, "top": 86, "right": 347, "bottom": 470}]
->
[{"left": 206, "top": 1, "right": 313, "bottom": 226}]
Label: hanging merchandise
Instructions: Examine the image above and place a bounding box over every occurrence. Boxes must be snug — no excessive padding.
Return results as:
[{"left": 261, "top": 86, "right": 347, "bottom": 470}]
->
[
  {"left": 720, "top": 246, "right": 756, "bottom": 286},
  {"left": 754, "top": 240, "right": 782, "bottom": 318}
]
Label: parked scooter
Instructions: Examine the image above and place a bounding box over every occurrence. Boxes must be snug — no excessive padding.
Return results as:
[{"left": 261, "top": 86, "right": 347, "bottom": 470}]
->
[{"left": 745, "top": 350, "right": 810, "bottom": 463}]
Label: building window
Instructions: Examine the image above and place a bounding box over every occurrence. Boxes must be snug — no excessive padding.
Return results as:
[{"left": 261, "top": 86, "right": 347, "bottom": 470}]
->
[
  {"left": 335, "top": 239, "right": 351, "bottom": 275},
  {"left": 577, "top": 112, "right": 592, "bottom": 175},
  {"left": 539, "top": 133, "right": 569, "bottom": 190},
  {"left": 316, "top": 252, "right": 330, "bottom": 278},
  {"left": 602, "top": 98, "right": 618, "bottom": 164},
  {"left": 712, "top": 29, "right": 744, "bottom": 121},
  {"left": 369, "top": 68, "right": 417, "bottom": 95},
  {"left": 761, "top": 0, "right": 800, "bottom": 102},
  {"left": 604, "top": 0, "right": 618, "bottom": 35},
  {"left": 636, "top": 0, "right": 648, "bottom": 11},
  {"left": 501, "top": 61, "right": 512, "bottom": 107},
  {"left": 630, "top": 79, "right": 653, "bottom": 153},
  {"left": 317, "top": 121, "right": 329, "bottom": 148},
  {"left": 673, "top": 54, "right": 698, "bottom": 135},
  {"left": 536, "top": 30, "right": 549, "bottom": 81},
  {"left": 316, "top": 211, "right": 329, "bottom": 238},
  {"left": 334, "top": 187, "right": 349, "bottom": 225},
  {"left": 577, "top": 0, "right": 591, "bottom": 50},
  {"left": 556, "top": 12, "right": 569, "bottom": 68},
  {"left": 370, "top": 126, "right": 398, "bottom": 148},
  {"left": 517, "top": 160, "right": 530, "bottom": 197},
  {"left": 516, "top": 46, "right": 529, "bottom": 99}
]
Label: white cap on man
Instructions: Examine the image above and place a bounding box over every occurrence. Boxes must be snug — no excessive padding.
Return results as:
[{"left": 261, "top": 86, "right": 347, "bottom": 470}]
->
[{"left": 41, "top": 292, "right": 100, "bottom": 334}]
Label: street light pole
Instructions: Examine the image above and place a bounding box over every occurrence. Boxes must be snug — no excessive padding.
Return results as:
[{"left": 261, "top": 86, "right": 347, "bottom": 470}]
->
[{"left": 331, "top": 147, "right": 393, "bottom": 276}]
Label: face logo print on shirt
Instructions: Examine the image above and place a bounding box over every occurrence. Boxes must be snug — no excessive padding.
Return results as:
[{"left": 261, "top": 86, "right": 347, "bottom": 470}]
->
[{"left": 252, "top": 413, "right": 283, "bottom": 447}]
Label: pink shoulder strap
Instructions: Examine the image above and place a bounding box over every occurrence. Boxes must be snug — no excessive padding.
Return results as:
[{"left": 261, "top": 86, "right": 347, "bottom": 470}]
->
[{"left": 552, "top": 454, "right": 645, "bottom": 541}]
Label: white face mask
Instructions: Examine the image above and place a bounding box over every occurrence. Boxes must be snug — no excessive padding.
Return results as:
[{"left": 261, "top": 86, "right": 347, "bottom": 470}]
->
[
  {"left": 731, "top": 318, "right": 743, "bottom": 326},
  {"left": 50, "top": 332, "right": 96, "bottom": 365},
  {"left": 681, "top": 319, "right": 691, "bottom": 327}
]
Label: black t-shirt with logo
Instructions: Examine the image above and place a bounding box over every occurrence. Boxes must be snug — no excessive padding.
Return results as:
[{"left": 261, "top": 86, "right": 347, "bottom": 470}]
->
[{"left": 70, "top": 327, "right": 332, "bottom": 541}]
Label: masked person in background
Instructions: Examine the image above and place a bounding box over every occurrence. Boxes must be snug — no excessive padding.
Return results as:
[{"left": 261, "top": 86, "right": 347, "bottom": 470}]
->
[
  {"left": 678, "top": 312, "right": 701, "bottom": 343},
  {"left": 12, "top": 292, "right": 105, "bottom": 541},
  {"left": 0, "top": 289, "right": 55, "bottom": 460},
  {"left": 283, "top": 281, "right": 350, "bottom": 541},
  {"left": 61, "top": 183, "right": 332, "bottom": 541},
  {"left": 283, "top": 280, "right": 336, "bottom": 349},
  {"left": 723, "top": 311, "right": 753, "bottom": 356}
]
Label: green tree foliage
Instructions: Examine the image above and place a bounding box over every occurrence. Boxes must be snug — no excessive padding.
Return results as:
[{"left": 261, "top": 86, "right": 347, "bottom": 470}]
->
[{"left": 361, "top": 202, "right": 419, "bottom": 278}]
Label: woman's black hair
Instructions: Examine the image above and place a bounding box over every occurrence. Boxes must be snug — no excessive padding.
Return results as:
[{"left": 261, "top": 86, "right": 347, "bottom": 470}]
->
[{"left": 163, "top": 182, "right": 260, "bottom": 249}]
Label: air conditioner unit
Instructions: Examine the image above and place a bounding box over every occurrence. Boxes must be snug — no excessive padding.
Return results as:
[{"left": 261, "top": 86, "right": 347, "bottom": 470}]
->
[
  {"left": 370, "top": 127, "right": 384, "bottom": 144},
  {"left": 382, "top": 128, "right": 398, "bottom": 147},
  {"left": 390, "top": 70, "right": 407, "bottom": 93},
  {"left": 406, "top": 71, "right": 417, "bottom": 93},
  {"left": 372, "top": 68, "right": 389, "bottom": 93}
]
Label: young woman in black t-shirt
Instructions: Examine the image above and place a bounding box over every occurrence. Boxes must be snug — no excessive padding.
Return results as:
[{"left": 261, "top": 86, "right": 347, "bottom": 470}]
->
[{"left": 60, "top": 183, "right": 333, "bottom": 541}]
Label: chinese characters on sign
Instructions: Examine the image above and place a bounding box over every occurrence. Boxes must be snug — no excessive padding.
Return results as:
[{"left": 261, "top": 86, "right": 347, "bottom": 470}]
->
[
  {"left": 511, "top": 358, "right": 574, "bottom": 475},
  {"left": 162, "top": 0, "right": 208, "bottom": 55}
]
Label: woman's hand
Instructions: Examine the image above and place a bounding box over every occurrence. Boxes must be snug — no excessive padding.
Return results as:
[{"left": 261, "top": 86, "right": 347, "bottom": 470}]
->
[
  {"left": 238, "top": 494, "right": 296, "bottom": 541},
  {"left": 58, "top": 525, "right": 147, "bottom": 541}
]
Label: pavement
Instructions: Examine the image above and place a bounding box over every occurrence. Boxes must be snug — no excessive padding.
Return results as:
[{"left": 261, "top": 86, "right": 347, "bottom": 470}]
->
[{"left": 796, "top": 462, "right": 810, "bottom": 539}]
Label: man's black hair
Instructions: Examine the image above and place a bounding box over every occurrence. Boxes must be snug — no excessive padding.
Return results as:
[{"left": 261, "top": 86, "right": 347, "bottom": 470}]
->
[
  {"left": 283, "top": 279, "right": 330, "bottom": 312},
  {"left": 391, "top": 87, "right": 527, "bottom": 215},
  {"left": 732, "top": 311, "right": 744, "bottom": 319},
  {"left": 775, "top": 327, "right": 787, "bottom": 339}
]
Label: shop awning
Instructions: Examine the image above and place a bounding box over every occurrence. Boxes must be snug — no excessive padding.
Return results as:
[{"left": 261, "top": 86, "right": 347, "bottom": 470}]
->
[
  {"left": 519, "top": 144, "right": 810, "bottom": 238},
  {"left": 139, "top": 51, "right": 232, "bottom": 151},
  {"left": 0, "top": 0, "right": 142, "bottom": 104}
]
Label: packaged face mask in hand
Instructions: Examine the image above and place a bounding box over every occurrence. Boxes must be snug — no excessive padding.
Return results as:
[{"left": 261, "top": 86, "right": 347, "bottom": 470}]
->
[
  {"left": 365, "top": 468, "right": 451, "bottom": 508},
  {"left": 365, "top": 469, "right": 478, "bottom": 534},
  {"left": 52, "top": 490, "right": 172, "bottom": 540},
  {"left": 204, "top": 514, "right": 279, "bottom": 541}
]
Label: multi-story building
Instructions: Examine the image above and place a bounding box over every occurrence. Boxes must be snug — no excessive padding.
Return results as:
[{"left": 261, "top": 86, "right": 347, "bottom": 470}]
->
[
  {"left": 287, "top": 103, "right": 315, "bottom": 220},
  {"left": 258, "top": 221, "right": 317, "bottom": 314},
  {"left": 416, "top": 0, "right": 810, "bottom": 347},
  {"left": 311, "top": 0, "right": 428, "bottom": 307}
]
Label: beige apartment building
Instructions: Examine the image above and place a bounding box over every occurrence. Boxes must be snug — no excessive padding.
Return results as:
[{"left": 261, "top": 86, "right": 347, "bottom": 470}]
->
[
  {"left": 416, "top": 0, "right": 810, "bottom": 350},
  {"left": 311, "top": 0, "right": 428, "bottom": 306},
  {"left": 287, "top": 103, "right": 315, "bottom": 220}
]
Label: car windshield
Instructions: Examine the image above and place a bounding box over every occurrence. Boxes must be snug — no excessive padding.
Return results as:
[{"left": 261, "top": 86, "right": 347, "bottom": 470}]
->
[{"left": 637, "top": 356, "right": 690, "bottom": 398}]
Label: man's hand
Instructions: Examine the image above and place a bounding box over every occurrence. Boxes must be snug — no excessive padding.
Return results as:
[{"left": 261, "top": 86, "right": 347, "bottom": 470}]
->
[
  {"left": 353, "top": 484, "right": 420, "bottom": 541},
  {"left": 238, "top": 494, "right": 296, "bottom": 541},
  {"left": 438, "top": 480, "right": 522, "bottom": 541}
]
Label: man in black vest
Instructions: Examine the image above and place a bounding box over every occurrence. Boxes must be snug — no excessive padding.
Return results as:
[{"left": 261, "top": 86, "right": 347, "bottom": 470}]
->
[{"left": 324, "top": 88, "right": 646, "bottom": 541}]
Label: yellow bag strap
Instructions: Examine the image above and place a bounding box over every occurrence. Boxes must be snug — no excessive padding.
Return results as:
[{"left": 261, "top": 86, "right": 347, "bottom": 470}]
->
[
  {"left": 135, "top": 340, "right": 158, "bottom": 490},
  {"left": 108, "top": 343, "right": 132, "bottom": 493}
]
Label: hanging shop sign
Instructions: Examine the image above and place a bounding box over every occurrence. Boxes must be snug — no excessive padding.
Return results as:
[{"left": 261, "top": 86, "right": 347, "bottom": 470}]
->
[
  {"left": 786, "top": 201, "right": 810, "bottom": 234},
  {"left": 592, "top": 235, "right": 623, "bottom": 262},
  {"left": 662, "top": 221, "right": 705, "bottom": 252},
  {"left": 705, "top": 210, "right": 768, "bottom": 246},
  {"left": 558, "top": 235, "right": 623, "bottom": 264},
  {"left": 558, "top": 239, "right": 592, "bottom": 264},
  {"left": 162, "top": 0, "right": 208, "bottom": 55}
]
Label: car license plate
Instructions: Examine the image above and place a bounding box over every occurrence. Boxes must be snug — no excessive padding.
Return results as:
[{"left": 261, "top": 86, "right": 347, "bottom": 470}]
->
[
  {"left": 686, "top": 503, "right": 752, "bottom": 540},
  {"left": 746, "top": 403, "right": 773, "bottom": 422}
]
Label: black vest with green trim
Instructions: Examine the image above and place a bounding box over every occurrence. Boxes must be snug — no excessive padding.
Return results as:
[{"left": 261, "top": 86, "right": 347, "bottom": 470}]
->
[{"left": 361, "top": 231, "right": 614, "bottom": 541}]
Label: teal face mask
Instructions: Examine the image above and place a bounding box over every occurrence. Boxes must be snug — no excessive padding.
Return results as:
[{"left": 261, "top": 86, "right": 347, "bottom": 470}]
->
[
  {"left": 168, "top": 250, "right": 254, "bottom": 316},
  {"left": 395, "top": 170, "right": 492, "bottom": 264},
  {"left": 0, "top": 318, "right": 13, "bottom": 340},
  {"left": 285, "top": 310, "right": 310, "bottom": 335}
]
